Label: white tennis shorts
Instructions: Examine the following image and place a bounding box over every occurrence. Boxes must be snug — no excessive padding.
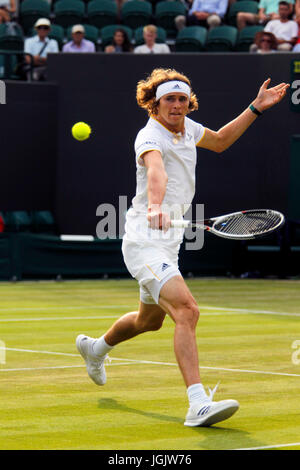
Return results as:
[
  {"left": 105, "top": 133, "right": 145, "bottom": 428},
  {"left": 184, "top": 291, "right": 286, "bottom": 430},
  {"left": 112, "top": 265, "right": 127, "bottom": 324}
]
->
[
  {"left": 122, "top": 238, "right": 182, "bottom": 304},
  {"left": 121, "top": 211, "right": 184, "bottom": 304}
]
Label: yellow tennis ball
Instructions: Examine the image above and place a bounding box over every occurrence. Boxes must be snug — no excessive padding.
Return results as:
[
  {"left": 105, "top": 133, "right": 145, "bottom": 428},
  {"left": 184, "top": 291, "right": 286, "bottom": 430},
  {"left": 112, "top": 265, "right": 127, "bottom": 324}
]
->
[{"left": 71, "top": 122, "right": 91, "bottom": 141}]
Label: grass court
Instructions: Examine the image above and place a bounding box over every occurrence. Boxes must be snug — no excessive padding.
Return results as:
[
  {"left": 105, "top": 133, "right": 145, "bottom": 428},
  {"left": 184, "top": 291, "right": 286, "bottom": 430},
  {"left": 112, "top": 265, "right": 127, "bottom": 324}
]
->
[{"left": 1, "top": 278, "right": 300, "bottom": 450}]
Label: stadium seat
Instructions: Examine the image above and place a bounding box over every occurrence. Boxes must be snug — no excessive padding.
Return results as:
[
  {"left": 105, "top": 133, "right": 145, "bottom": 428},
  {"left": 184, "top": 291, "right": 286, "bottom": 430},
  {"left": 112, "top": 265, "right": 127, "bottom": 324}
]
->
[
  {"left": 134, "top": 25, "right": 166, "bottom": 46},
  {"left": 67, "top": 23, "right": 99, "bottom": 45},
  {"left": 100, "top": 24, "right": 133, "bottom": 48},
  {"left": 121, "top": 1, "right": 152, "bottom": 30},
  {"left": 54, "top": 0, "right": 85, "bottom": 29},
  {"left": 206, "top": 25, "right": 238, "bottom": 52},
  {"left": 19, "top": 0, "right": 51, "bottom": 34},
  {"left": 87, "top": 0, "right": 118, "bottom": 30},
  {"left": 236, "top": 25, "right": 264, "bottom": 51},
  {"left": 155, "top": 1, "right": 186, "bottom": 37},
  {"left": 31, "top": 211, "right": 56, "bottom": 234},
  {"left": 227, "top": 1, "right": 259, "bottom": 27},
  {"left": 3, "top": 211, "right": 33, "bottom": 232},
  {"left": 175, "top": 26, "right": 207, "bottom": 52},
  {"left": 0, "top": 23, "right": 24, "bottom": 51}
]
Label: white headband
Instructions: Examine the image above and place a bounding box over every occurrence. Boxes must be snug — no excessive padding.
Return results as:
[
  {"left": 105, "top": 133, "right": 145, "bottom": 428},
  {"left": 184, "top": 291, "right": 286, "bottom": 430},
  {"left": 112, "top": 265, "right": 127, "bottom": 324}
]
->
[{"left": 156, "top": 81, "right": 191, "bottom": 101}]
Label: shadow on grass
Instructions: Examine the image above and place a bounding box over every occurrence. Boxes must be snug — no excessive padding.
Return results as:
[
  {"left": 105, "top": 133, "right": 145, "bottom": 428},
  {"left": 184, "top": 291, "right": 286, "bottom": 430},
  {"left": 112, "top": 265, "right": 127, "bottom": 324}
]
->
[
  {"left": 98, "top": 398, "right": 182, "bottom": 424},
  {"left": 98, "top": 398, "right": 269, "bottom": 450}
]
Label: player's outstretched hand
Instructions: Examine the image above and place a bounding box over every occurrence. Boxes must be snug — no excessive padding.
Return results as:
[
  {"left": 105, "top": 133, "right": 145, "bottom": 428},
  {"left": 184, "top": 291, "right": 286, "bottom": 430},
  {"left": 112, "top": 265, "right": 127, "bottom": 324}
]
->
[{"left": 254, "top": 78, "right": 290, "bottom": 112}]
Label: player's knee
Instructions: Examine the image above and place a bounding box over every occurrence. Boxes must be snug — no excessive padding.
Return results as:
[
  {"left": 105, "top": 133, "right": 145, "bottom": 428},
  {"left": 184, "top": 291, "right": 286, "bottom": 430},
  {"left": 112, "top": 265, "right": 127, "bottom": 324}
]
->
[{"left": 175, "top": 300, "right": 200, "bottom": 329}]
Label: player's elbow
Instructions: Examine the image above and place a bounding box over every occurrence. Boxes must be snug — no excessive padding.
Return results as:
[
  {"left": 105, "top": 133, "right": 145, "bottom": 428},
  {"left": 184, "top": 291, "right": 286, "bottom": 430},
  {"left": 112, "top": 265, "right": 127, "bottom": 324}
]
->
[{"left": 214, "top": 138, "right": 226, "bottom": 154}]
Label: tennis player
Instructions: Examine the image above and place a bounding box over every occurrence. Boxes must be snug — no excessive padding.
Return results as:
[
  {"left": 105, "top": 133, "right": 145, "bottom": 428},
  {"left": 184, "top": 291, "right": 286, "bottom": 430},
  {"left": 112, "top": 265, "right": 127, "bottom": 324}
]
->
[{"left": 77, "top": 68, "right": 289, "bottom": 427}]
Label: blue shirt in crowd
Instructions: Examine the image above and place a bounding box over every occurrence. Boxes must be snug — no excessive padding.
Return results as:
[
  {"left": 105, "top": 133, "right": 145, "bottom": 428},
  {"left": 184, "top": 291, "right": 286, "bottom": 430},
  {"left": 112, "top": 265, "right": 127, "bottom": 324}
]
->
[{"left": 189, "top": 0, "right": 228, "bottom": 17}]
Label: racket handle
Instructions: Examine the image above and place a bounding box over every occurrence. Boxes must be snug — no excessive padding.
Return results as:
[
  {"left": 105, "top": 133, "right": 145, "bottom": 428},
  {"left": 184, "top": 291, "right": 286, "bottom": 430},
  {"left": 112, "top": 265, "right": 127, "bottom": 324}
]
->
[{"left": 170, "top": 220, "right": 190, "bottom": 229}]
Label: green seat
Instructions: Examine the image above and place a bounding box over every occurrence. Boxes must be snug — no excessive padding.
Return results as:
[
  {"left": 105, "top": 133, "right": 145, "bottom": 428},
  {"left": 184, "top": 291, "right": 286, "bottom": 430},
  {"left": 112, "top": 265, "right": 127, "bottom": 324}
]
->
[
  {"left": 87, "top": 0, "right": 118, "bottom": 29},
  {"left": 67, "top": 23, "right": 99, "bottom": 44},
  {"left": 121, "top": 1, "right": 152, "bottom": 30},
  {"left": 236, "top": 24, "right": 264, "bottom": 51},
  {"left": 54, "top": 0, "right": 85, "bottom": 29},
  {"left": 0, "top": 23, "right": 24, "bottom": 51},
  {"left": 100, "top": 24, "right": 132, "bottom": 48},
  {"left": 227, "top": 1, "right": 258, "bottom": 27},
  {"left": 155, "top": 1, "right": 186, "bottom": 37},
  {"left": 4, "top": 211, "right": 33, "bottom": 232},
  {"left": 0, "top": 52, "right": 21, "bottom": 79},
  {"left": 19, "top": 0, "right": 51, "bottom": 34},
  {"left": 175, "top": 26, "right": 207, "bottom": 52},
  {"left": 134, "top": 25, "right": 166, "bottom": 45},
  {"left": 31, "top": 211, "right": 56, "bottom": 234},
  {"left": 206, "top": 25, "right": 238, "bottom": 52}
]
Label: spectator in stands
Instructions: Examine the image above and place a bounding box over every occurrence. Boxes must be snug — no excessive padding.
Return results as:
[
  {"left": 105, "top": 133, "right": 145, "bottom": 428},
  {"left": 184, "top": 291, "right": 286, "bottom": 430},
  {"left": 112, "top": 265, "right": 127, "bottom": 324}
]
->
[
  {"left": 24, "top": 18, "right": 59, "bottom": 81},
  {"left": 134, "top": 25, "right": 170, "bottom": 54},
  {"left": 105, "top": 28, "right": 133, "bottom": 53},
  {"left": 184, "top": 0, "right": 228, "bottom": 29},
  {"left": 237, "top": 0, "right": 294, "bottom": 31},
  {"left": 0, "top": 0, "right": 16, "bottom": 24},
  {"left": 251, "top": 31, "right": 278, "bottom": 52},
  {"left": 62, "top": 25, "right": 96, "bottom": 53},
  {"left": 293, "top": 0, "right": 300, "bottom": 50},
  {"left": 264, "top": 1, "right": 298, "bottom": 50},
  {"left": 175, "top": 0, "right": 193, "bottom": 31}
]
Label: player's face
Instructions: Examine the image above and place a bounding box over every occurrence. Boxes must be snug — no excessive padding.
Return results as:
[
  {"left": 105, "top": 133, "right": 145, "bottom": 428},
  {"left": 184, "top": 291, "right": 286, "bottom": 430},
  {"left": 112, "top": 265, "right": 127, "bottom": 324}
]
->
[{"left": 156, "top": 93, "right": 189, "bottom": 132}]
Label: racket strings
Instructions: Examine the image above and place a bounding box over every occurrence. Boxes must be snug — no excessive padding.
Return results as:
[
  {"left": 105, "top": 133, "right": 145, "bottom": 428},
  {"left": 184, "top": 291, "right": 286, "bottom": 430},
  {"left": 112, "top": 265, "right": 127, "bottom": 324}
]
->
[{"left": 214, "top": 211, "right": 282, "bottom": 236}]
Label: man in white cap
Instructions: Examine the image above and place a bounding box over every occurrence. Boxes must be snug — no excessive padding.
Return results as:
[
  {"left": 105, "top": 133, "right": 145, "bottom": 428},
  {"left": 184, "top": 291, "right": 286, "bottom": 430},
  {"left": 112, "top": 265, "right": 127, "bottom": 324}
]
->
[
  {"left": 62, "top": 24, "right": 96, "bottom": 53},
  {"left": 24, "top": 18, "right": 59, "bottom": 81}
]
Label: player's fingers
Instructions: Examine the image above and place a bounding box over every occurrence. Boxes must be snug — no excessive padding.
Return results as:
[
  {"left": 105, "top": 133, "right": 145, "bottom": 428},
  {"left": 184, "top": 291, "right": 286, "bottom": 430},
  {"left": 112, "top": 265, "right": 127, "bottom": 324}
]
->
[
  {"left": 273, "top": 82, "right": 289, "bottom": 91},
  {"left": 261, "top": 78, "right": 271, "bottom": 90}
]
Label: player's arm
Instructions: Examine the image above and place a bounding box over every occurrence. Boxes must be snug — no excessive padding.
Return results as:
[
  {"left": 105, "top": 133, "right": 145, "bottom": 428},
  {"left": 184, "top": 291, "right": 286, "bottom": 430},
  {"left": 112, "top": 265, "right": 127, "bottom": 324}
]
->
[
  {"left": 197, "top": 78, "right": 290, "bottom": 153},
  {"left": 142, "top": 150, "right": 170, "bottom": 231}
]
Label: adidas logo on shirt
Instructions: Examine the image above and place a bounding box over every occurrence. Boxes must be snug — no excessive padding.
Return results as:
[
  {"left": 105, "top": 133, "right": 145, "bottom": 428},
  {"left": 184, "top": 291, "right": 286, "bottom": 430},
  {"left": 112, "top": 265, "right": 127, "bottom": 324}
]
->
[{"left": 162, "top": 263, "right": 170, "bottom": 271}]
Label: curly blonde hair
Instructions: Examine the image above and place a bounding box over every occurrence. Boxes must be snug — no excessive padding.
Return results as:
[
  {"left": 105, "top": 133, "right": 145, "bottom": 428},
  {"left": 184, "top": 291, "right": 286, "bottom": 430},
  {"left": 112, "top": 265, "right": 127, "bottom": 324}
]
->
[{"left": 136, "top": 68, "right": 198, "bottom": 116}]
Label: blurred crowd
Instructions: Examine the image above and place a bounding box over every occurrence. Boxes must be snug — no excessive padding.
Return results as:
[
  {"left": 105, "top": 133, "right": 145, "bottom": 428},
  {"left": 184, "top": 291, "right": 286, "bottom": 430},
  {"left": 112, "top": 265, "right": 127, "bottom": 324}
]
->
[{"left": 0, "top": 0, "right": 299, "bottom": 80}]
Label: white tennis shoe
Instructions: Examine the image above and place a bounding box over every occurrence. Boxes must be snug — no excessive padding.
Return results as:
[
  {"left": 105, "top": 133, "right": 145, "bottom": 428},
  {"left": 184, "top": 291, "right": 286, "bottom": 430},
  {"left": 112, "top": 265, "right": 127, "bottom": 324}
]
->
[
  {"left": 184, "top": 384, "right": 239, "bottom": 427},
  {"left": 76, "top": 334, "right": 108, "bottom": 386}
]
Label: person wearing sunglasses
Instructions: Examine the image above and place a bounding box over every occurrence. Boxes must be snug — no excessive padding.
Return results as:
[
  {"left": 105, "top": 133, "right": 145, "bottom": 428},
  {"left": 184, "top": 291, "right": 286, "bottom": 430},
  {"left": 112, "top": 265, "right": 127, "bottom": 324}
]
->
[
  {"left": 24, "top": 18, "right": 59, "bottom": 81},
  {"left": 252, "top": 31, "right": 278, "bottom": 53}
]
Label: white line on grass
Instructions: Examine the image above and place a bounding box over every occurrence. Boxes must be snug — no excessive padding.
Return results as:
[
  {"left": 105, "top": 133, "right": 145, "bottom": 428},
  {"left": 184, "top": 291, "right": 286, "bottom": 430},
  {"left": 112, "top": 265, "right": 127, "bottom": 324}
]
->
[
  {"left": 0, "top": 362, "right": 137, "bottom": 372},
  {"left": 200, "top": 306, "right": 300, "bottom": 317},
  {"left": 1, "top": 306, "right": 300, "bottom": 322},
  {"left": 0, "top": 315, "right": 121, "bottom": 322},
  {"left": 234, "top": 442, "right": 300, "bottom": 450},
  {"left": 1, "top": 348, "right": 300, "bottom": 377},
  {"left": 0, "top": 305, "right": 133, "bottom": 313}
]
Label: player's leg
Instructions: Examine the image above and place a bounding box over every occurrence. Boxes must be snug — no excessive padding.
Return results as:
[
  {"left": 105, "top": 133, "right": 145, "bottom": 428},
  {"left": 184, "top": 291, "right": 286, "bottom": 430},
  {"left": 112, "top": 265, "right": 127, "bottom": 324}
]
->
[
  {"left": 158, "top": 275, "right": 239, "bottom": 427},
  {"left": 158, "top": 275, "right": 201, "bottom": 387},
  {"left": 104, "top": 302, "right": 166, "bottom": 345},
  {"left": 76, "top": 302, "right": 166, "bottom": 385}
]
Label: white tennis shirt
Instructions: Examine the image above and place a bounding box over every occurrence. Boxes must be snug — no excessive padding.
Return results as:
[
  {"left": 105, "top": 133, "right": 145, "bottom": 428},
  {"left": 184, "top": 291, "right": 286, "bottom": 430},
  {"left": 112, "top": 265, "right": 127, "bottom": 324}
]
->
[{"left": 131, "top": 116, "right": 205, "bottom": 218}]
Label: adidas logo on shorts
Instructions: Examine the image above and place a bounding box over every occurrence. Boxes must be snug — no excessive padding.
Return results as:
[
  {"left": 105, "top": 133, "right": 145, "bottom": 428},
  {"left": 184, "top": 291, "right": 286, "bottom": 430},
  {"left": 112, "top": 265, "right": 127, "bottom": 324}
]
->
[{"left": 162, "top": 263, "right": 170, "bottom": 271}]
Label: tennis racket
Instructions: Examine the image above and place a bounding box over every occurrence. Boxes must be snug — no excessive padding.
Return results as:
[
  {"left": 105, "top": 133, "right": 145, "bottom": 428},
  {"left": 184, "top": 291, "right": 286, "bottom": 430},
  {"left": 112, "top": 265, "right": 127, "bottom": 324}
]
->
[{"left": 170, "top": 209, "right": 285, "bottom": 240}]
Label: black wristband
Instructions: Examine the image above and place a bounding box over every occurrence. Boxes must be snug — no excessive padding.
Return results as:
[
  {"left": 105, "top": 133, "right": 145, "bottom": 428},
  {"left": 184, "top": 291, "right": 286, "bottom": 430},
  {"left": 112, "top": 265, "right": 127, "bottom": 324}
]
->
[{"left": 249, "top": 104, "right": 262, "bottom": 116}]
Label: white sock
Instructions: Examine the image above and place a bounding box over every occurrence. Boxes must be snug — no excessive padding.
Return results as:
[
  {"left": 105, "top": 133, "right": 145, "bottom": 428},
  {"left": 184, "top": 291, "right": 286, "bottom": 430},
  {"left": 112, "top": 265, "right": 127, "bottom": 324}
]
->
[
  {"left": 187, "top": 383, "right": 208, "bottom": 406},
  {"left": 91, "top": 335, "right": 114, "bottom": 357}
]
